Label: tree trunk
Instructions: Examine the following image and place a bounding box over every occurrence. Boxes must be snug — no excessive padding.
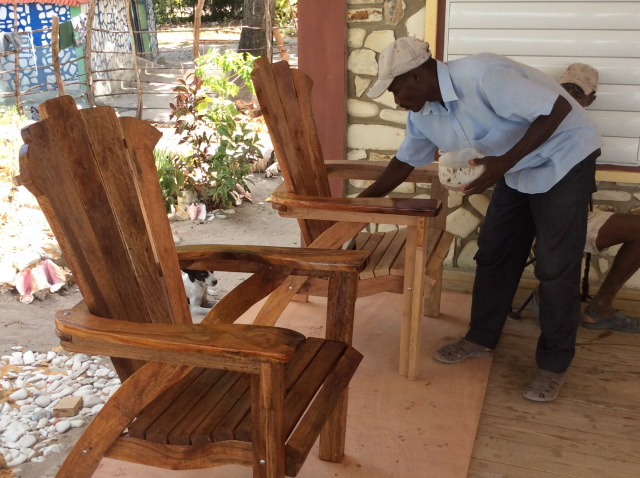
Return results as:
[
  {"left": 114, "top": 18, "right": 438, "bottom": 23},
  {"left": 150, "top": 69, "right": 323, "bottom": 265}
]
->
[{"left": 238, "top": 0, "right": 275, "bottom": 58}]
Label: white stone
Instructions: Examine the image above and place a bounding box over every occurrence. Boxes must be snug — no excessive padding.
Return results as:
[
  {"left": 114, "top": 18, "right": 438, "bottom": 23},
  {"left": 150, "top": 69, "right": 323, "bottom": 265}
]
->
[
  {"left": 81, "top": 395, "right": 103, "bottom": 408},
  {"left": 347, "top": 124, "right": 405, "bottom": 151},
  {"left": 347, "top": 28, "right": 366, "bottom": 48},
  {"left": 69, "top": 419, "right": 85, "bottom": 428},
  {"left": 17, "top": 434, "right": 37, "bottom": 448},
  {"left": 22, "top": 350, "right": 35, "bottom": 365},
  {"left": 468, "top": 194, "right": 491, "bottom": 216},
  {"left": 42, "top": 443, "right": 65, "bottom": 456},
  {"left": 2, "top": 421, "right": 28, "bottom": 443},
  {"left": 8, "top": 453, "right": 28, "bottom": 467},
  {"left": 347, "top": 48, "right": 378, "bottom": 76},
  {"left": 9, "top": 389, "right": 29, "bottom": 401},
  {"left": 457, "top": 240, "right": 479, "bottom": 269},
  {"left": 46, "top": 351, "right": 57, "bottom": 362},
  {"left": 391, "top": 182, "right": 415, "bottom": 194},
  {"left": 347, "top": 99, "right": 379, "bottom": 118},
  {"left": 364, "top": 30, "right": 395, "bottom": 53},
  {"left": 406, "top": 7, "right": 426, "bottom": 40},
  {"left": 379, "top": 109, "right": 407, "bottom": 124},
  {"left": 372, "top": 90, "right": 398, "bottom": 109},
  {"left": 448, "top": 191, "right": 464, "bottom": 209},
  {"left": 347, "top": 149, "right": 367, "bottom": 161},
  {"left": 354, "top": 75, "right": 371, "bottom": 97},
  {"left": 90, "top": 404, "right": 104, "bottom": 415},
  {"left": 592, "top": 190, "right": 631, "bottom": 202},
  {"left": 94, "top": 368, "right": 110, "bottom": 378},
  {"left": 34, "top": 396, "right": 51, "bottom": 408},
  {"left": 54, "top": 420, "right": 71, "bottom": 434},
  {"left": 446, "top": 208, "right": 481, "bottom": 238}
]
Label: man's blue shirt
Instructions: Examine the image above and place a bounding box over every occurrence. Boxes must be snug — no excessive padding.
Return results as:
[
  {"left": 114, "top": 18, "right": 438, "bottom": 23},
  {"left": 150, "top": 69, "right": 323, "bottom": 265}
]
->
[{"left": 395, "top": 53, "right": 601, "bottom": 193}]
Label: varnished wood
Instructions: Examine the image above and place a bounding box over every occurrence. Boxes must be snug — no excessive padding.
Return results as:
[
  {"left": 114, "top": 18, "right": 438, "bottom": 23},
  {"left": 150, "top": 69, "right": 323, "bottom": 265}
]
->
[
  {"left": 19, "top": 96, "right": 365, "bottom": 478},
  {"left": 252, "top": 58, "right": 452, "bottom": 379}
]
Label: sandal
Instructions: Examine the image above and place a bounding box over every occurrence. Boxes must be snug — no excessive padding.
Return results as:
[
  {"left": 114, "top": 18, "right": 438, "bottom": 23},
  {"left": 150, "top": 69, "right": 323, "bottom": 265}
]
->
[
  {"left": 523, "top": 369, "right": 565, "bottom": 402},
  {"left": 582, "top": 307, "right": 640, "bottom": 333},
  {"left": 433, "top": 338, "right": 492, "bottom": 364}
]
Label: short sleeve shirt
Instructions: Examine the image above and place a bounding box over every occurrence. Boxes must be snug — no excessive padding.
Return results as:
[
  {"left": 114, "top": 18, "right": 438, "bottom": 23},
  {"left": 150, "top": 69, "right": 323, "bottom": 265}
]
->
[{"left": 395, "top": 53, "right": 601, "bottom": 194}]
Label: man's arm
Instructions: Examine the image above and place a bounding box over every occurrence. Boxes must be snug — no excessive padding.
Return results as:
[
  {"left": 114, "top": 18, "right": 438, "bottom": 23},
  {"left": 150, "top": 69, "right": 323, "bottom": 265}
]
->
[
  {"left": 463, "top": 95, "right": 572, "bottom": 195},
  {"left": 358, "top": 156, "right": 415, "bottom": 198}
]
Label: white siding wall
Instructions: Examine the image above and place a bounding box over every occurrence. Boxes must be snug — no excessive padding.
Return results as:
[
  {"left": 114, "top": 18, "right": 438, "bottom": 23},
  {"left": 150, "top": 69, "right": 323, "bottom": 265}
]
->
[{"left": 443, "top": 0, "right": 640, "bottom": 166}]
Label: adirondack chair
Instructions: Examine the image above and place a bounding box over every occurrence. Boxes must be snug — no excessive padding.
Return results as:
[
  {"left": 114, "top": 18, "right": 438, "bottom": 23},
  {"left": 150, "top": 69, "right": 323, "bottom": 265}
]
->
[
  {"left": 18, "top": 95, "right": 368, "bottom": 478},
  {"left": 251, "top": 58, "right": 454, "bottom": 380}
]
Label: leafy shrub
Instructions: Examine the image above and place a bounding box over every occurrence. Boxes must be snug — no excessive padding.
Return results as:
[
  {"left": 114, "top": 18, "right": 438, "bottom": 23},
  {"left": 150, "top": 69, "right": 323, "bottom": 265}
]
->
[
  {"left": 154, "top": 148, "right": 185, "bottom": 212},
  {"left": 169, "top": 49, "right": 262, "bottom": 209}
]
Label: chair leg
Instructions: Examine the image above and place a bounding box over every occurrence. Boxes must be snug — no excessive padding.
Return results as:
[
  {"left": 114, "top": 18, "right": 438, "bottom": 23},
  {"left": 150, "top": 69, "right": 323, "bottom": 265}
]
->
[
  {"left": 252, "top": 364, "right": 286, "bottom": 478},
  {"left": 320, "top": 271, "right": 358, "bottom": 461},
  {"left": 400, "top": 225, "right": 418, "bottom": 377},
  {"left": 408, "top": 218, "right": 428, "bottom": 381}
]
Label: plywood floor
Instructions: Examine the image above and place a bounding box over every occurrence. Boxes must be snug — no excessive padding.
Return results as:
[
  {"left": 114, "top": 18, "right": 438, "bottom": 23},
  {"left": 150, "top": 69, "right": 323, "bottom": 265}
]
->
[
  {"left": 89, "top": 286, "right": 640, "bottom": 478},
  {"left": 93, "top": 291, "right": 492, "bottom": 478},
  {"left": 469, "top": 287, "right": 640, "bottom": 478}
]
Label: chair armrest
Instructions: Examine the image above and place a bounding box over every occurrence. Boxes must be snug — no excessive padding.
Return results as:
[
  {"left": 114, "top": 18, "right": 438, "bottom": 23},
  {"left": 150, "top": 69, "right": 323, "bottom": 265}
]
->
[
  {"left": 271, "top": 191, "right": 441, "bottom": 218},
  {"left": 176, "top": 244, "right": 369, "bottom": 273},
  {"left": 55, "top": 309, "right": 306, "bottom": 368},
  {"left": 324, "top": 160, "right": 440, "bottom": 184}
]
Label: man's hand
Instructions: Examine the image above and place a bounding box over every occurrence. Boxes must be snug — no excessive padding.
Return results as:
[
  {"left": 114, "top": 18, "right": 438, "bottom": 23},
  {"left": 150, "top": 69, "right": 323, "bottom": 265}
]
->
[{"left": 461, "top": 155, "right": 515, "bottom": 195}]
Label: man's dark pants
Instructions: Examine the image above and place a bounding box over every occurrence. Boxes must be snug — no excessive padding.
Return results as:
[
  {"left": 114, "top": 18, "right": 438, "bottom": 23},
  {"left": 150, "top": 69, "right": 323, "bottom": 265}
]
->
[{"left": 465, "top": 151, "right": 599, "bottom": 373}]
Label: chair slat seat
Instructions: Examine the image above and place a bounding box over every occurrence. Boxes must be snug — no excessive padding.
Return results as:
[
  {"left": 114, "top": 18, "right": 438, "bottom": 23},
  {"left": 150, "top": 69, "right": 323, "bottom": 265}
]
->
[{"left": 126, "top": 338, "right": 350, "bottom": 447}]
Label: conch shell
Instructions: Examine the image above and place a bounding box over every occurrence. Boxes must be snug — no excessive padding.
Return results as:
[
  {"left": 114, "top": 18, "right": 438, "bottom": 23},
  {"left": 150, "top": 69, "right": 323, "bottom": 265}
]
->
[{"left": 15, "top": 268, "right": 34, "bottom": 304}]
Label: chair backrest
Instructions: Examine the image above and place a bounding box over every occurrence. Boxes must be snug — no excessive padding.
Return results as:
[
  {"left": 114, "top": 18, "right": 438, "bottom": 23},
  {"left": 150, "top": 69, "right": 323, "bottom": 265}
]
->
[
  {"left": 252, "top": 57, "right": 335, "bottom": 246},
  {"left": 19, "top": 96, "right": 191, "bottom": 378}
]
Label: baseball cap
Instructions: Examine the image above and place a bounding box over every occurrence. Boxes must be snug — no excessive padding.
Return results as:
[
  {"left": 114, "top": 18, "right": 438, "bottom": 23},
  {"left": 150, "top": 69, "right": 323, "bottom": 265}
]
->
[
  {"left": 559, "top": 63, "right": 599, "bottom": 95},
  {"left": 366, "top": 37, "right": 432, "bottom": 99}
]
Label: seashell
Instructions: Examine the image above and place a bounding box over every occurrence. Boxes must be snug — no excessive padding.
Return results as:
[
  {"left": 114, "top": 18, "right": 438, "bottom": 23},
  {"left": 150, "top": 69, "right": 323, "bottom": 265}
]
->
[
  {"left": 186, "top": 203, "right": 198, "bottom": 221},
  {"left": 15, "top": 268, "right": 34, "bottom": 304},
  {"left": 42, "top": 259, "right": 70, "bottom": 293},
  {"left": 196, "top": 203, "right": 207, "bottom": 221},
  {"left": 30, "top": 262, "right": 52, "bottom": 294}
]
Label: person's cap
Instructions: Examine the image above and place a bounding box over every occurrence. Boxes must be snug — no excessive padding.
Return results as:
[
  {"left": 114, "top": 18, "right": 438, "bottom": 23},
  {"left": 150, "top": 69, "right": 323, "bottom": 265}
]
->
[
  {"left": 367, "top": 37, "right": 432, "bottom": 99},
  {"left": 559, "top": 63, "right": 599, "bottom": 95}
]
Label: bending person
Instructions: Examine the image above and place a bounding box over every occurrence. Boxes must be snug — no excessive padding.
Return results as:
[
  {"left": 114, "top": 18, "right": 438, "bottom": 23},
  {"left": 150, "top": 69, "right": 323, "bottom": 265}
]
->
[{"left": 363, "top": 38, "right": 600, "bottom": 402}]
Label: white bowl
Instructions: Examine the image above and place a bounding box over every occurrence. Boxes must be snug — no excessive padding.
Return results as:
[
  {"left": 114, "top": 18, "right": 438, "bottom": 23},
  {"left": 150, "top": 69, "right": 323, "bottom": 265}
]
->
[{"left": 438, "top": 148, "right": 485, "bottom": 191}]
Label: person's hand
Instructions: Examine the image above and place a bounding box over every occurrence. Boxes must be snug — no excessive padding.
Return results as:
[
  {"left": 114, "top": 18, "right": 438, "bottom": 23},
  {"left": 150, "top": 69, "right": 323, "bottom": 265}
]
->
[{"left": 461, "top": 155, "right": 515, "bottom": 195}]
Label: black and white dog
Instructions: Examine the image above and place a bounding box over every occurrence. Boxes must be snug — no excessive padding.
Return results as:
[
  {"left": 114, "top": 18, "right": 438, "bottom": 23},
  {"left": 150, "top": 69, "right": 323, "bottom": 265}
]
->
[{"left": 181, "top": 270, "right": 218, "bottom": 316}]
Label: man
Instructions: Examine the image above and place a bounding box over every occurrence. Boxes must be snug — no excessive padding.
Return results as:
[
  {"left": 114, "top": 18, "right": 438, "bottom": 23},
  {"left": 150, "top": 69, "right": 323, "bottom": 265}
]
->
[
  {"left": 362, "top": 37, "right": 601, "bottom": 402},
  {"left": 558, "top": 64, "right": 640, "bottom": 332}
]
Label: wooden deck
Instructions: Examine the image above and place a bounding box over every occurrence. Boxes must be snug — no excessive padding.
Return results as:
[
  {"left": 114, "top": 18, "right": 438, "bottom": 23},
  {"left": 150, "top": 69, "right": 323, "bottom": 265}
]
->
[{"left": 91, "top": 287, "right": 640, "bottom": 477}]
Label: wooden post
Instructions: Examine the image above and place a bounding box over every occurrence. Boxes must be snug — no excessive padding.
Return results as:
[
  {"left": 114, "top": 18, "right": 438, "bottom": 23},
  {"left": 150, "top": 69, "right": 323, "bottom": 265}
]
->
[
  {"left": 51, "top": 16, "right": 65, "bottom": 96},
  {"left": 84, "top": 0, "right": 96, "bottom": 106},
  {"left": 193, "top": 0, "right": 205, "bottom": 59},
  {"left": 12, "top": 0, "right": 21, "bottom": 113},
  {"left": 124, "top": 0, "right": 143, "bottom": 118},
  {"left": 264, "top": 0, "right": 272, "bottom": 60}
]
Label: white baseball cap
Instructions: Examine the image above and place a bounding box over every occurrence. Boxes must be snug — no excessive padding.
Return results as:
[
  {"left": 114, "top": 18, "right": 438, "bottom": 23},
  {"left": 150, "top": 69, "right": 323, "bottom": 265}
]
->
[
  {"left": 367, "top": 37, "right": 432, "bottom": 99},
  {"left": 559, "top": 63, "right": 599, "bottom": 95}
]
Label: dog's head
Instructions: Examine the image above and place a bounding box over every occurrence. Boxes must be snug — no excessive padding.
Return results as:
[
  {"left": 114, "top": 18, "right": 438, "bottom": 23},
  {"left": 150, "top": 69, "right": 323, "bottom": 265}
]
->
[{"left": 182, "top": 270, "right": 218, "bottom": 287}]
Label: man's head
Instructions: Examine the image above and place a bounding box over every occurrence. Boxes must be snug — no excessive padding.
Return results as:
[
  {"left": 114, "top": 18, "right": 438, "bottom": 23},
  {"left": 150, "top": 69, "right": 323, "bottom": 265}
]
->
[
  {"left": 367, "top": 37, "right": 439, "bottom": 111},
  {"left": 559, "top": 63, "right": 598, "bottom": 108}
]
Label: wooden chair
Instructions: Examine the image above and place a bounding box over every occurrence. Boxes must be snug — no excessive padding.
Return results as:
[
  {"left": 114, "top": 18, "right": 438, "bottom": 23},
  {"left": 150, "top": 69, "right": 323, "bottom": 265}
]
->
[
  {"left": 251, "top": 58, "right": 454, "bottom": 380},
  {"left": 18, "top": 95, "right": 368, "bottom": 478}
]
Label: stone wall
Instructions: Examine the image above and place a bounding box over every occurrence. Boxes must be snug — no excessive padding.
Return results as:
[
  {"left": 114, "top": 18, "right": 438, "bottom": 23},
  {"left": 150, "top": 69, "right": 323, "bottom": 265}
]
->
[{"left": 344, "top": 0, "right": 640, "bottom": 290}]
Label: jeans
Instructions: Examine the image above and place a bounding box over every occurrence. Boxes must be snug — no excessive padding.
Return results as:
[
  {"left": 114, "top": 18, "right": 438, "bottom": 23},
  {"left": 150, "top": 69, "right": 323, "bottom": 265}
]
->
[{"left": 465, "top": 150, "right": 599, "bottom": 373}]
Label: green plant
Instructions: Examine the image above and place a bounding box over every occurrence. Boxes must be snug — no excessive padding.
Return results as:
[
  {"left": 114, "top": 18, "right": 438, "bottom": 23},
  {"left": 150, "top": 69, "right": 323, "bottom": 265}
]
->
[
  {"left": 169, "top": 52, "right": 262, "bottom": 209},
  {"left": 274, "top": 0, "right": 297, "bottom": 29},
  {"left": 0, "top": 106, "right": 28, "bottom": 183},
  {"left": 154, "top": 148, "right": 185, "bottom": 212}
]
